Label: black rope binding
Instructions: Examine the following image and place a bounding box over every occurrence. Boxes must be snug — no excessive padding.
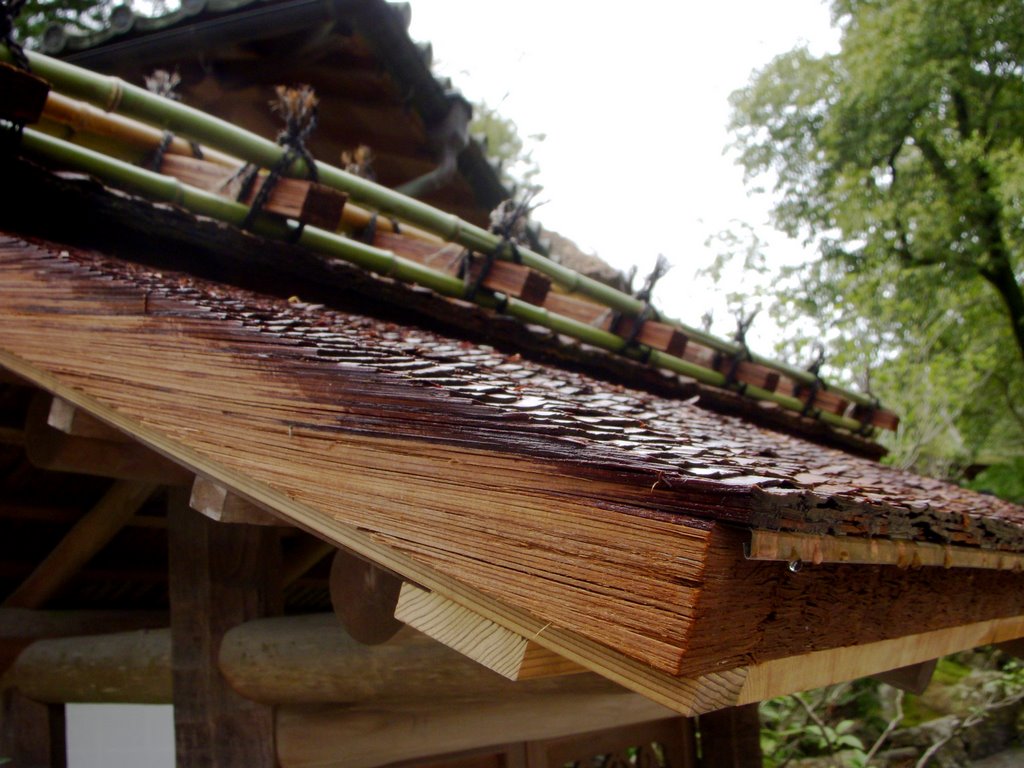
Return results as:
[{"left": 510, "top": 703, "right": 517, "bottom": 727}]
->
[
  {"left": 462, "top": 194, "right": 535, "bottom": 307},
  {"left": 240, "top": 85, "right": 320, "bottom": 235},
  {"left": 796, "top": 344, "right": 827, "bottom": 418},
  {"left": 713, "top": 309, "right": 758, "bottom": 395},
  {"left": 609, "top": 254, "right": 669, "bottom": 362},
  {"left": 357, "top": 212, "right": 402, "bottom": 245},
  {"left": 856, "top": 394, "right": 881, "bottom": 436},
  {"left": 144, "top": 70, "right": 203, "bottom": 170}
]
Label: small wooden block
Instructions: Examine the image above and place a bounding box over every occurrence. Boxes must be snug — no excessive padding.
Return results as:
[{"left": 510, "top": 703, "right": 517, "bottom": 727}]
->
[
  {"left": 612, "top": 317, "right": 689, "bottom": 358},
  {"left": 542, "top": 291, "right": 606, "bottom": 325},
  {"left": 852, "top": 402, "right": 901, "bottom": 432},
  {"left": 47, "top": 396, "right": 128, "bottom": 441},
  {"left": 466, "top": 257, "right": 551, "bottom": 306},
  {"left": 26, "top": 394, "right": 192, "bottom": 485},
  {"left": 0, "top": 63, "right": 51, "bottom": 125},
  {"left": 395, "top": 582, "right": 585, "bottom": 681},
  {"left": 189, "top": 476, "right": 285, "bottom": 526},
  {"left": 160, "top": 154, "right": 346, "bottom": 230}
]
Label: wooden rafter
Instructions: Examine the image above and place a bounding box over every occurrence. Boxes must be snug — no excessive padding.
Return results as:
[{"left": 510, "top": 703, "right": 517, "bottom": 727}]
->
[{"left": 2, "top": 480, "right": 158, "bottom": 609}]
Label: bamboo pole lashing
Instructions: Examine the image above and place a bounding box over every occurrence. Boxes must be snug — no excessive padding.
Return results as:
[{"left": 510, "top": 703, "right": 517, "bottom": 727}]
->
[
  {"left": 15, "top": 127, "right": 878, "bottom": 434},
  {"left": 32, "top": 80, "right": 893, "bottom": 430},
  {"left": 2, "top": 46, "right": 897, "bottom": 417}
]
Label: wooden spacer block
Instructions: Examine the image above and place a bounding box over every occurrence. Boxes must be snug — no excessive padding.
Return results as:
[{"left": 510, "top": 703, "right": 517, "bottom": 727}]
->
[
  {"left": 47, "top": 396, "right": 128, "bottom": 441},
  {"left": 159, "top": 154, "right": 347, "bottom": 230},
  {"left": 395, "top": 582, "right": 585, "bottom": 681},
  {"left": 189, "top": 476, "right": 286, "bottom": 526}
]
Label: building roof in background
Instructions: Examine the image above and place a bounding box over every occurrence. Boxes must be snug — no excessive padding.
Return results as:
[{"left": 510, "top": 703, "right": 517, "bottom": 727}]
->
[{"left": 42, "top": 0, "right": 508, "bottom": 226}]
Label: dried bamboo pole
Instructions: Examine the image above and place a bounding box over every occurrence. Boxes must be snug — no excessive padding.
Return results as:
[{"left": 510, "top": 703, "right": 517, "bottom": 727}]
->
[
  {"left": 18, "top": 128, "right": 870, "bottom": 433},
  {"left": 3, "top": 46, "right": 887, "bottom": 414},
  {"left": 38, "top": 92, "right": 443, "bottom": 245}
]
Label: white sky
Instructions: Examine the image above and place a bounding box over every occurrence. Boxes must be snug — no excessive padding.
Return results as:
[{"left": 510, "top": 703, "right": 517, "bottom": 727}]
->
[{"left": 409, "top": 0, "right": 840, "bottom": 342}]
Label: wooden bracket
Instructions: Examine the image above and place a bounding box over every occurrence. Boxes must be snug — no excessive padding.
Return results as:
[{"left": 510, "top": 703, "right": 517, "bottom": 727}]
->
[
  {"left": 871, "top": 659, "right": 937, "bottom": 694},
  {"left": 395, "top": 582, "right": 585, "bottom": 681},
  {"left": 329, "top": 548, "right": 404, "bottom": 645},
  {"left": 25, "top": 393, "right": 191, "bottom": 485},
  {"left": 190, "top": 476, "right": 287, "bottom": 527}
]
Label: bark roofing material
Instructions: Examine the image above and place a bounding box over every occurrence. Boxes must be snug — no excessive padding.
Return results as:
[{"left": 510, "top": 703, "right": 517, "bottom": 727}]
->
[{"left": 4, "top": 234, "right": 1021, "bottom": 553}]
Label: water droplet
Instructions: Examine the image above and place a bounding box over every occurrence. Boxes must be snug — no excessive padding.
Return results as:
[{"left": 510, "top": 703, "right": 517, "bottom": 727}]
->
[{"left": 788, "top": 560, "right": 803, "bottom": 573}]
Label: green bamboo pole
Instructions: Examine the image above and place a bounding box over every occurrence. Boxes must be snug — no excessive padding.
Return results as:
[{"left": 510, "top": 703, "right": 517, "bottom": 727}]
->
[
  {"left": 2, "top": 46, "right": 881, "bottom": 412},
  {"left": 17, "top": 128, "right": 867, "bottom": 432}
]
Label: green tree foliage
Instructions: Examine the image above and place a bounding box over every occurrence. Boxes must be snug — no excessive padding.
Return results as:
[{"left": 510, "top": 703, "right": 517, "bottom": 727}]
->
[
  {"left": 728, "top": 0, "right": 1024, "bottom": 482},
  {"left": 470, "top": 101, "right": 544, "bottom": 195},
  {"left": 12, "top": 0, "right": 115, "bottom": 43}
]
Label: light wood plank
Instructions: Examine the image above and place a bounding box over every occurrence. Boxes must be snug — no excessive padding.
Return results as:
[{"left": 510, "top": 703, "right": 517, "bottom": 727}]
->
[
  {"left": 748, "top": 529, "right": 1024, "bottom": 571},
  {"left": 2, "top": 480, "right": 158, "bottom": 609},
  {"left": 733, "top": 613, "right": 1024, "bottom": 705},
  {"left": 396, "top": 583, "right": 585, "bottom": 681}
]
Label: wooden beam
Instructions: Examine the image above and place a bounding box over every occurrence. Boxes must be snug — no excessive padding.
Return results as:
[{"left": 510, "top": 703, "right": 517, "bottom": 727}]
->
[
  {"left": 7, "top": 614, "right": 632, "bottom": 706},
  {"left": 168, "top": 490, "right": 280, "bottom": 767},
  {"left": 275, "top": 694, "right": 675, "bottom": 768},
  {"left": 0, "top": 607, "right": 166, "bottom": 675},
  {"left": 0, "top": 426, "right": 24, "bottom": 446},
  {"left": 697, "top": 704, "right": 762, "bottom": 768},
  {"left": 330, "top": 548, "right": 403, "bottom": 645},
  {"left": 747, "top": 529, "right": 1024, "bottom": 572},
  {"left": 25, "top": 394, "right": 192, "bottom": 484},
  {"left": 871, "top": 659, "right": 937, "bottom": 695},
  {"left": 190, "top": 476, "right": 286, "bottom": 526},
  {"left": 2, "top": 480, "right": 158, "bottom": 609},
  {"left": 395, "top": 583, "right": 585, "bottom": 680},
  {"left": 528, "top": 718, "right": 697, "bottom": 768},
  {"left": 8, "top": 628, "right": 171, "bottom": 703},
  {"left": 47, "top": 396, "right": 128, "bottom": 441},
  {"left": 0, "top": 689, "right": 66, "bottom": 768}
]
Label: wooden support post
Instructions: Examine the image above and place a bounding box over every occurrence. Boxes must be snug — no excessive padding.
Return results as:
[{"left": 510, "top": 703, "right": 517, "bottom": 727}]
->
[
  {"left": 329, "top": 547, "right": 404, "bottom": 644},
  {"left": 168, "top": 489, "right": 280, "bottom": 767},
  {"left": 697, "top": 704, "right": 763, "bottom": 768},
  {"left": 0, "top": 689, "right": 66, "bottom": 768},
  {"left": 2, "top": 480, "right": 158, "bottom": 609}
]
